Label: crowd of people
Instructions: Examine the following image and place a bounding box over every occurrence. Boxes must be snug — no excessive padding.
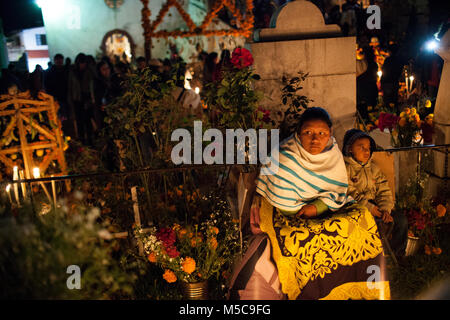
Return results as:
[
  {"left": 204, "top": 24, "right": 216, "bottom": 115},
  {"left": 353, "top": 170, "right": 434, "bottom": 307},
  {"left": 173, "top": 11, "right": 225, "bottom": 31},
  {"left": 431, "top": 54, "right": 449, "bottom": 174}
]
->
[{"left": 0, "top": 47, "right": 232, "bottom": 147}]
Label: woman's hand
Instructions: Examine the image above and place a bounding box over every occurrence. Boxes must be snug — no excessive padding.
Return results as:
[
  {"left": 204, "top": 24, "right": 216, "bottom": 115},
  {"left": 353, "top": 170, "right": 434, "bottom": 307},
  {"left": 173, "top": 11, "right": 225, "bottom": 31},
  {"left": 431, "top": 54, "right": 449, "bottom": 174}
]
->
[
  {"left": 297, "top": 204, "right": 317, "bottom": 218},
  {"left": 250, "top": 195, "right": 263, "bottom": 234},
  {"left": 381, "top": 210, "right": 393, "bottom": 223},
  {"left": 371, "top": 206, "right": 383, "bottom": 218}
]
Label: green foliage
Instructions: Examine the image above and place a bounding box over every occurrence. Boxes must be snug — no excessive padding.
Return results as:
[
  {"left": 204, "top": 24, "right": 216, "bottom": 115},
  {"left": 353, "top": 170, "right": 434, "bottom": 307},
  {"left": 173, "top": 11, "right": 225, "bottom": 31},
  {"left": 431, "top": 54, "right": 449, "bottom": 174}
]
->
[
  {"left": 279, "top": 72, "right": 312, "bottom": 140},
  {"left": 202, "top": 67, "right": 263, "bottom": 130},
  {"left": 102, "top": 65, "right": 200, "bottom": 169},
  {"left": 0, "top": 200, "right": 135, "bottom": 299}
]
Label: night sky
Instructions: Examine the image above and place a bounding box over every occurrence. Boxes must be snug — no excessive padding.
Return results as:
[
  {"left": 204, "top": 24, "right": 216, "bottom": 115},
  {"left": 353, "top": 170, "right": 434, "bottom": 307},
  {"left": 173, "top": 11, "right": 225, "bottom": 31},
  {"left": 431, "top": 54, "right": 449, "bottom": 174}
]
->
[{"left": 0, "top": 0, "right": 44, "bottom": 35}]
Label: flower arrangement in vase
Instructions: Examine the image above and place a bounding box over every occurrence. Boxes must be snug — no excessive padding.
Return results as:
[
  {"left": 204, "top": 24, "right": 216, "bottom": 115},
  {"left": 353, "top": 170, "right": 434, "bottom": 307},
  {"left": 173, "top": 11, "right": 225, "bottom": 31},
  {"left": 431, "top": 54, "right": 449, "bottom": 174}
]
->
[{"left": 135, "top": 192, "right": 240, "bottom": 298}]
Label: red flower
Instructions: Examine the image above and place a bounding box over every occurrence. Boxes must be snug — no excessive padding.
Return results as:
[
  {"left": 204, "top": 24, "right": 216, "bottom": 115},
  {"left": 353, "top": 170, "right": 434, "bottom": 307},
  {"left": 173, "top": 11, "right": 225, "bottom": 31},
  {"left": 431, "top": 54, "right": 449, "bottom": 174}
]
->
[
  {"left": 165, "top": 245, "right": 180, "bottom": 258},
  {"left": 378, "top": 112, "right": 399, "bottom": 131},
  {"left": 258, "top": 107, "right": 271, "bottom": 123},
  {"left": 157, "top": 227, "right": 176, "bottom": 247},
  {"left": 231, "top": 48, "right": 254, "bottom": 69}
]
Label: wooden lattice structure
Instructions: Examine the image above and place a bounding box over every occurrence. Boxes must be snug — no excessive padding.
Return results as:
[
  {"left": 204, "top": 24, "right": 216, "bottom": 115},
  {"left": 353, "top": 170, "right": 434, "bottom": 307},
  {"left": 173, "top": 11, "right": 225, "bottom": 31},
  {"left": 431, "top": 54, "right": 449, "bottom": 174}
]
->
[{"left": 0, "top": 91, "right": 69, "bottom": 190}]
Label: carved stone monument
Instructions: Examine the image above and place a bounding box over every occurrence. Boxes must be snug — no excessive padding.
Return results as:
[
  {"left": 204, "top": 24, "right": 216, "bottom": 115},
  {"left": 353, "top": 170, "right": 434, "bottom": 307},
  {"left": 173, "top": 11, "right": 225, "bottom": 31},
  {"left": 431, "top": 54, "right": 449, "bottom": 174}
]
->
[
  {"left": 250, "top": 0, "right": 356, "bottom": 145},
  {"left": 431, "top": 29, "right": 450, "bottom": 197}
]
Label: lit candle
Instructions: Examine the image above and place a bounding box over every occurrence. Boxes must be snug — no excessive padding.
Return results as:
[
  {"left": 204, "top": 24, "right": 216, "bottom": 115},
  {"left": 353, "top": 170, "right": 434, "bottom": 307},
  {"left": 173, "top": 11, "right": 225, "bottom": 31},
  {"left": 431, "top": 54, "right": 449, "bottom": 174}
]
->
[
  {"left": 33, "top": 167, "right": 52, "bottom": 203},
  {"left": 51, "top": 175, "right": 57, "bottom": 209},
  {"left": 409, "top": 75, "right": 414, "bottom": 92},
  {"left": 33, "top": 167, "right": 40, "bottom": 179},
  {"left": 19, "top": 170, "right": 27, "bottom": 199},
  {"left": 13, "top": 166, "right": 20, "bottom": 205},
  {"left": 6, "top": 184, "right": 13, "bottom": 205},
  {"left": 405, "top": 74, "right": 409, "bottom": 95}
]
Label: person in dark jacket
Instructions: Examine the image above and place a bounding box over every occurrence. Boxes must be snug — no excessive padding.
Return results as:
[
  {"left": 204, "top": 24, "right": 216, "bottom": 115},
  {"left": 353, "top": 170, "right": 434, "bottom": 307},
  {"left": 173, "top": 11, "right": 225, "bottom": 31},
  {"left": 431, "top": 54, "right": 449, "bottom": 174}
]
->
[{"left": 45, "top": 54, "right": 69, "bottom": 120}]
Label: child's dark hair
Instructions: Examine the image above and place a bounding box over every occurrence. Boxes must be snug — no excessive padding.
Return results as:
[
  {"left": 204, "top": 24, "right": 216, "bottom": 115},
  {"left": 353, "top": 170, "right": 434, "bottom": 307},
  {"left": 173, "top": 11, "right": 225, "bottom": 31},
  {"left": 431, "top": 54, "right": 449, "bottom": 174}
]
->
[
  {"left": 342, "top": 129, "right": 377, "bottom": 157},
  {"left": 297, "top": 107, "right": 333, "bottom": 131}
]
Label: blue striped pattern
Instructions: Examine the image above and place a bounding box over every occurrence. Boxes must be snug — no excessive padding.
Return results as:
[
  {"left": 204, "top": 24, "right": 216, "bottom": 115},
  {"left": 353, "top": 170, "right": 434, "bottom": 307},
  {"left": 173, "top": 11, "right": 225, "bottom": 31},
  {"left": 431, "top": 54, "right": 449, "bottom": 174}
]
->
[{"left": 256, "top": 134, "right": 350, "bottom": 213}]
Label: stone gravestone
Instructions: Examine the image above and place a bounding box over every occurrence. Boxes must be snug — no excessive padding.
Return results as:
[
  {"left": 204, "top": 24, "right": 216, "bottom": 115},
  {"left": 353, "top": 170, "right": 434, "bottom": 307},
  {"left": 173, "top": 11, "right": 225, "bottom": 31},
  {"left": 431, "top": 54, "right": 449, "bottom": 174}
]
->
[
  {"left": 250, "top": 0, "right": 356, "bottom": 146},
  {"left": 431, "top": 29, "right": 450, "bottom": 198}
]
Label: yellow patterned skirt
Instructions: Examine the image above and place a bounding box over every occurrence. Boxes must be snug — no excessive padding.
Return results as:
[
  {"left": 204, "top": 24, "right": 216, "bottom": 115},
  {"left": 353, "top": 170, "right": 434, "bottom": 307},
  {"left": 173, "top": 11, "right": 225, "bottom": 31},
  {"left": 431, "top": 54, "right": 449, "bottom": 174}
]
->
[{"left": 259, "top": 198, "right": 391, "bottom": 300}]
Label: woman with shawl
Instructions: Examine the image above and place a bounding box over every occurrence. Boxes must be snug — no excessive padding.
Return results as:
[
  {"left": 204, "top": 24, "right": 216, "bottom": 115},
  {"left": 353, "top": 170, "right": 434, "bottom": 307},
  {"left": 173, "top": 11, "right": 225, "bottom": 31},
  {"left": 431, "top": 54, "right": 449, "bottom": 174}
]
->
[{"left": 233, "top": 107, "right": 390, "bottom": 300}]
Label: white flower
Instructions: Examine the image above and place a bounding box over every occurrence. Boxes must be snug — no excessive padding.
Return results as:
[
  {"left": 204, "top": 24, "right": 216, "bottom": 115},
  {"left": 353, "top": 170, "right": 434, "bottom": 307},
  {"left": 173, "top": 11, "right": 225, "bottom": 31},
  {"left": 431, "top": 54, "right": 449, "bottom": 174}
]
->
[
  {"left": 98, "top": 229, "right": 113, "bottom": 240},
  {"left": 74, "top": 190, "right": 84, "bottom": 200}
]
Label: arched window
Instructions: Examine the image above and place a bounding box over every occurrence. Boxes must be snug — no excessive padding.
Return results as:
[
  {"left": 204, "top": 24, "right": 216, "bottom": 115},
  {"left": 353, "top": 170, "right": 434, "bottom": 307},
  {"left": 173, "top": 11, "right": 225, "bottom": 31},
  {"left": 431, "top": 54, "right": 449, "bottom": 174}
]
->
[{"left": 100, "top": 29, "right": 135, "bottom": 63}]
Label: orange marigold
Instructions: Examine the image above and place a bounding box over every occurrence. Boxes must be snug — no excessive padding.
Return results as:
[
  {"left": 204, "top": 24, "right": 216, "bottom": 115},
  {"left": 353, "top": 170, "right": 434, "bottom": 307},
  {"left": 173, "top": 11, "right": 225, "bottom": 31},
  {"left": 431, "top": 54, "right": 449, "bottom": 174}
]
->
[
  {"left": 182, "top": 257, "right": 196, "bottom": 274},
  {"left": 424, "top": 245, "right": 431, "bottom": 255},
  {"left": 147, "top": 252, "right": 157, "bottom": 263},
  {"left": 437, "top": 204, "right": 446, "bottom": 217},
  {"left": 163, "top": 269, "right": 177, "bottom": 283},
  {"left": 210, "top": 237, "right": 218, "bottom": 250},
  {"left": 191, "top": 236, "right": 202, "bottom": 247},
  {"left": 432, "top": 247, "right": 442, "bottom": 255}
]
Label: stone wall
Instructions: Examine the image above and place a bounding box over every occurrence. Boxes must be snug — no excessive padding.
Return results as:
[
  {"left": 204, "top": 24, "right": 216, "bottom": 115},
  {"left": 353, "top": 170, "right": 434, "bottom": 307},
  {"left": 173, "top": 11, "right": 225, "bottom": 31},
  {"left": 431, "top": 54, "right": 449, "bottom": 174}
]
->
[{"left": 250, "top": 0, "right": 356, "bottom": 146}]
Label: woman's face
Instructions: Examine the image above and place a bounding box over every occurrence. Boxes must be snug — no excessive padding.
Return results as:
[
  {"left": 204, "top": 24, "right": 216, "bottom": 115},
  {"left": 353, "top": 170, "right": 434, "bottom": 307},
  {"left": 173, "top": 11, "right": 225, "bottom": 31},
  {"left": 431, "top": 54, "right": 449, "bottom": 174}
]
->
[
  {"left": 298, "top": 119, "right": 331, "bottom": 155},
  {"left": 100, "top": 63, "right": 111, "bottom": 78}
]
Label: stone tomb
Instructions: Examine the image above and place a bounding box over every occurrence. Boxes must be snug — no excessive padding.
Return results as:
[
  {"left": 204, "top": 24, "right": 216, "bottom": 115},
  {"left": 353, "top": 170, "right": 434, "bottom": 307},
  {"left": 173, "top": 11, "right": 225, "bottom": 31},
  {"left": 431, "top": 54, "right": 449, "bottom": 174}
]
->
[{"left": 250, "top": 0, "right": 356, "bottom": 146}]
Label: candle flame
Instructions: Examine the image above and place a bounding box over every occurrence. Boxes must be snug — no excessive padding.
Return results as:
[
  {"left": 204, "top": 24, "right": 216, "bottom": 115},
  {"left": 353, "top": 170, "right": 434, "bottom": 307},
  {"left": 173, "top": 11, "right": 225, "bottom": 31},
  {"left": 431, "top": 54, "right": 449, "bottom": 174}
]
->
[
  {"left": 6, "top": 184, "right": 11, "bottom": 192},
  {"left": 33, "top": 167, "right": 40, "bottom": 179}
]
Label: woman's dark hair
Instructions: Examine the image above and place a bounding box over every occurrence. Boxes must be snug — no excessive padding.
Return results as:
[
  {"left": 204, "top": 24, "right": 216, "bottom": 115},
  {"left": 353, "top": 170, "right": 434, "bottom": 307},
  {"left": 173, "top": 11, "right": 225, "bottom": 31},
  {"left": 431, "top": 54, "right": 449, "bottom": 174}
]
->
[
  {"left": 219, "top": 49, "right": 231, "bottom": 65},
  {"left": 74, "top": 53, "right": 87, "bottom": 66},
  {"left": 96, "top": 60, "right": 111, "bottom": 78},
  {"left": 205, "top": 52, "right": 218, "bottom": 72},
  {"left": 297, "top": 107, "right": 333, "bottom": 131}
]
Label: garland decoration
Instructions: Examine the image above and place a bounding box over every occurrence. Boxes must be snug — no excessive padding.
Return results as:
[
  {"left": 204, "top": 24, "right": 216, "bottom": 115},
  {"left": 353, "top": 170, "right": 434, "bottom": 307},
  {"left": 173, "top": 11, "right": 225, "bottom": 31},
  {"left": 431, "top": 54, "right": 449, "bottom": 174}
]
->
[{"left": 140, "top": 0, "right": 254, "bottom": 39}]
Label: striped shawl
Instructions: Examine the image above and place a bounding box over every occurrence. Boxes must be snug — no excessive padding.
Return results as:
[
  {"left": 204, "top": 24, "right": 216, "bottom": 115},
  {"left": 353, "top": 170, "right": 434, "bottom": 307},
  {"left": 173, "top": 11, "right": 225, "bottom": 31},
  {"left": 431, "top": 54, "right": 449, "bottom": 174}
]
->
[{"left": 256, "top": 133, "right": 351, "bottom": 213}]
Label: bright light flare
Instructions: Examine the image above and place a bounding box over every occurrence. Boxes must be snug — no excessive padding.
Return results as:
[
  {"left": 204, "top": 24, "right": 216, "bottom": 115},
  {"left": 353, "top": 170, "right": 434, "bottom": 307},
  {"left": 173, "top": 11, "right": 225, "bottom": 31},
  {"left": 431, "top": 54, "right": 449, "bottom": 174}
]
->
[
  {"left": 425, "top": 39, "right": 439, "bottom": 51},
  {"left": 377, "top": 70, "right": 382, "bottom": 78},
  {"left": 195, "top": 87, "right": 200, "bottom": 94}
]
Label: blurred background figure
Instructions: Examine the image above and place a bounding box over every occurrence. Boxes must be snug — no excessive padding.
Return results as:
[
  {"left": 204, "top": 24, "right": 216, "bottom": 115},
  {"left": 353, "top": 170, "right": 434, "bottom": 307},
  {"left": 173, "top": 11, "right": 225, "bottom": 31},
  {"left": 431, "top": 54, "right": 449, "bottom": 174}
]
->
[{"left": 45, "top": 53, "right": 69, "bottom": 124}]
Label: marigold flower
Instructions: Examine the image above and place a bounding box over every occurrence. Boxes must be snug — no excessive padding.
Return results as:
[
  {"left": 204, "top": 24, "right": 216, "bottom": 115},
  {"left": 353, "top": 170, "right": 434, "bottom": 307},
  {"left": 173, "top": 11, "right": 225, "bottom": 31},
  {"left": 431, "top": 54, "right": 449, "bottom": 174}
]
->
[
  {"left": 163, "top": 269, "right": 177, "bottom": 283},
  {"left": 404, "top": 107, "right": 411, "bottom": 115},
  {"left": 437, "top": 204, "right": 446, "bottom": 217},
  {"left": 425, "top": 100, "right": 432, "bottom": 108},
  {"left": 432, "top": 247, "right": 442, "bottom": 255},
  {"left": 424, "top": 245, "right": 431, "bottom": 255},
  {"left": 191, "top": 236, "right": 202, "bottom": 247},
  {"left": 210, "top": 237, "right": 218, "bottom": 250},
  {"left": 147, "top": 252, "right": 157, "bottom": 263},
  {"left": 178, "top": 228, "right": 187, "bottom": 238},
  {"left": 414, "top": 113, "right": 420, "bottom": 123},
  {"left": 182, "top": 257, "right": 196, "bottom": 274},
  {"left": 399, "top": 118, "right": 407, "bottom": 127},
  {"left": 176, "top": 189, "right": 183, "bottom": 197},
  {"left": 211, "top": 227, "right": 219, "bottom": 234}
]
